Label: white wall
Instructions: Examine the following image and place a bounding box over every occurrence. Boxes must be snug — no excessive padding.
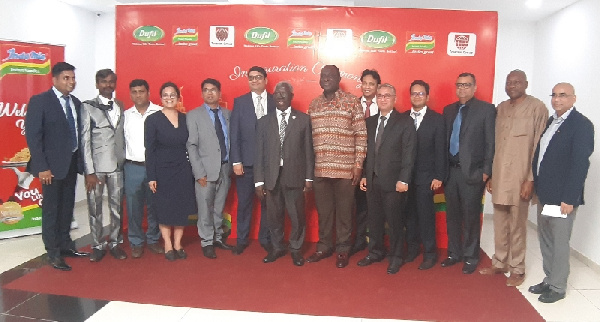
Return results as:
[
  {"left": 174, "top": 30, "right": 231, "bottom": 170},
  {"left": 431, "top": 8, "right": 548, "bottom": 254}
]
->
[{"left": 532, "top": 0, "right": 600, "bottom": 265}]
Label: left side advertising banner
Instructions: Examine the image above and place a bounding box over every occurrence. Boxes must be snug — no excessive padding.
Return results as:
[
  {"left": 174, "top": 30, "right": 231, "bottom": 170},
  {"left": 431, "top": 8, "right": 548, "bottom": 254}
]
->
[{"left": 0, "top": 40, "right": 64, "bottom": 239}]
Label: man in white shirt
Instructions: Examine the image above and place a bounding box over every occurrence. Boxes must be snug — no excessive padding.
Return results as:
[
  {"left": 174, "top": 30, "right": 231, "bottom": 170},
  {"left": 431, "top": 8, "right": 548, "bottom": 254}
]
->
[{"left": 124, "top": 79, "right": 164, "bottom": 258}]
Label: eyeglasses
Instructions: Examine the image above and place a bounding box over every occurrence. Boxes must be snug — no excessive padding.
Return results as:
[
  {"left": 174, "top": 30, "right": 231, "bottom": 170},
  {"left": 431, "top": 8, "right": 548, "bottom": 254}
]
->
[
  {"left": 248, "top": 75, "right": 264, "bottom": 81},
  {"left": 161, "top": 94, "right": 178, "bottom": 99},
  {"left": 456, "top": 83, "right": 473, "bottom": 89},
  {"left": 410, "top": 92, "right": 426, "bottom": 97},
  {"left": 550, "top": 93, "right": 574, "bottom": 98},
  {"left": 202, "top": 88, "right": 218, "bottom": 93},
  {"left": 376, "top": 94, "right": 395, "bottom": 100}
]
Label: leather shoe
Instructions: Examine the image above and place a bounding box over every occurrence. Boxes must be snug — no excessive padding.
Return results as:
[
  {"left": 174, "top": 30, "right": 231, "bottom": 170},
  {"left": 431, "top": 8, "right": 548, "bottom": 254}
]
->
[
  {"left": 307, "top": 250, "right": 333, "bottom": 263},
  {"left": 261, "top": 243, "right": 273, "bottom": 253},
  {"left": 405, "top": 250, "right": 419, "bottom": 263},
  {"left": 538, "top": 289, "right": 565, "bottom": 303},
  {"left": 214, "top": 240, "right": 234, "bottom": 251},
  {"left": 336, "top": 253, "right": 349, "bottom": 268},
  {"left": 528, "top": 281, "right": 551, "bottom": 294},
  {"left": 131, "top": 246, "right": 144, "bottom": 259},
  {"left": 418, "top": 258, "right": 437, "bottom": 270},
  {"left": 165, "top": 250, "right": 177, "bottom": 261},
  {"left": 49, "top": 257, "right": 71, "bottom": 271},
  {"left": 263, "top": 249, "right": 287, "bottom": 263},
  {"left": 357, "top": 255, "right": 383, "bottom": 267},
  {"left": 387, "top": 258, "right": 404, "bottom": 274},
  {"left": 462, "top": 261, "right": 477, "bottom": 274},
  {"left": 291, "top": 252, "right": 304, "bottom": 266},
  {"left": 110, "top": 246, "right": 128, "bottom": 260},
  {"left": 60, "top": 249, "right": 90, "bottom": 258},
  {"left": 479, "top": 266, "right": 509, "bottom": 275},
  {"left": 441, "top": 257, "right": 460, "bottom": 267},
  {"left": 175, "top": 249, "right": 187, "bottom": 260},
  {"left": 89, "top": 248, "right": 106, "bottom": 262},
  {"left": 202, "top": 245, "right": 217, "bottom": 259},
  {"left": 349, "top": 242, "right": 367, "bottom": 256},
  {"left": 232, "top": 244, "right": 248, "bottom": 255},
  {"left": 147, "top": 243, "right": 165, "bottom": 254},
  {"left": 506, "top": 273, "right": 525, "bottom": 287}
]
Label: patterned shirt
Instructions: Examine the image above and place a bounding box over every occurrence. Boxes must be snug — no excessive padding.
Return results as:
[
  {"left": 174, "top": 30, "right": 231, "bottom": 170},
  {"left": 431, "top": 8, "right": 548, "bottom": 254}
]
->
[{"left": 308, "top": 89, "right": 367, "bottom": 179}]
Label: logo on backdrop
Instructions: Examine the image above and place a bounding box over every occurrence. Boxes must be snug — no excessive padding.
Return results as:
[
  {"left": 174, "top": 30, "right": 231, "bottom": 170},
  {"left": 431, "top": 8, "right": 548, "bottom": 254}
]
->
[
  {"left": 0, "top": 44, "right": 51, "bottom": 77},
  {"left": 287, "top": 29, "right": 315, "bottom": 49},
  {"left": 210, "top": 26, "right": 234, "bottom": 47},
  {"left": 173, "top": 27, "right": 198, "bottom": 47},
  {"left": 405, "top": 32, "right": 435, "bottom": 55},
  {"left": 244, "top": 27, "right": 279, "bottom": 47},
  {"left": 447, "top": 32, "right": 476, "bottom": 56},
  {"left": 360, "top": 30, "right": 396, "bottom": 49},
  {"left": 132, "top": 26, "right": 165, "bottom": 46}
]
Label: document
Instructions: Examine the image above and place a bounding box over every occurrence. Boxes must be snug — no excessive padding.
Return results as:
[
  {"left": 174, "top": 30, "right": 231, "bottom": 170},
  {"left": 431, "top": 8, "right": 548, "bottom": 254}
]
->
[{"left": 541, "top": 204, "right": 567, "bottom": 218}]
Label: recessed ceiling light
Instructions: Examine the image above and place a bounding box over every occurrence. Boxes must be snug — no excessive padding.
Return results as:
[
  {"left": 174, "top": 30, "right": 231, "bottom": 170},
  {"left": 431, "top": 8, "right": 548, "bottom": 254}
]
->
[{"left": 525, "top": 0, "right": 543, "bottom": 9}]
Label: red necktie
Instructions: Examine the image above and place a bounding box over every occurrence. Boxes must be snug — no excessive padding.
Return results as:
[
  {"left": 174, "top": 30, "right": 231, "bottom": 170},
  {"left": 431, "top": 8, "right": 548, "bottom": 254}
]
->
[{"left": 364, "top": 100, "right": 372, "bottom": 118}]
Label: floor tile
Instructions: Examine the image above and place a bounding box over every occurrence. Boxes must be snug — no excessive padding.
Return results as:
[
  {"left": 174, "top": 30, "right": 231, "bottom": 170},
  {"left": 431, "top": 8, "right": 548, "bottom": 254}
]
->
[
  {"left": 525, "top": 289, "right": 600, "bottom": 321},
  {"left": 7, "top": 293, "right": 107, "bottom": 321},
  {"left": 569, "top": 265, "right": 600, "bottom": 290},
  {"left": 0, "top": 288, "right": 37, "bottom": 314},
  {"left": 87, "top": 301, "right": 189, "bottom": 322},
  {"left": 0, "top": 313, "right": 47, "bottom": 321},
  {"left": 580, "top": 290, "right": 600, "bottom": 310},
  {"left": 182, "top": 308, "right": 361, "bottom": 322}
]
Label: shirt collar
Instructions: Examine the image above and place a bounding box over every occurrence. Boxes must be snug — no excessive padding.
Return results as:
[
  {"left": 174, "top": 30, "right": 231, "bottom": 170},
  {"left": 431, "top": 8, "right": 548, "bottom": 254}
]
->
[
  {"left": 553, "top": 106, "right": 574, "bottom": 121},
  {"left": 361, "top": 96, "right": 375, "bottom": 104},
  {"left": 98, "top": 95, "right": 113, "bottom": 105},
  {"left": 128, "top": 102, "right": 162, "bottom": 115},
  {"left": 411, "top": 106, "right": 427, "bottom": 115},
  {"left": 251, "top": 90, "right": 267, "bottom": 101},
  {"left": 52, "top": 86, "right": 67, "bottom": 99},
  {"left": 277, "top": 107, "right": 291, "bottom": 116}
]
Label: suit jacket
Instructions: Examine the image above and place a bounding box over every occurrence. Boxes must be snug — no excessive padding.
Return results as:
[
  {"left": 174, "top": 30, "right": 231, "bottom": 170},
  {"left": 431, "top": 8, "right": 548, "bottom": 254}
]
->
[
  {"left": 403, "top": 108, "right": 447, "bottom": 186},
  {"left": 25, "top": 88, "right": 83, "bottom": 180},
  {"left": 187, "top": 105, "right": 231, "bottom": 181},
  {"left": 533, "top": 108, "right": 594, "bottom": 207},
  {"left": 254, "top": 108, "right": 315, "bottom": 190},
  {"left": 363, "top": 110, "right": 417, "bottom": 192},
  {"left": 80, "top": 97, "right": 125, "bottom": 174},
  {"left": 443, "top": 97, "right": 496, "bottom": 184},
  {"left": 230, "top": 92, "right": 276, "bottom": 167}
]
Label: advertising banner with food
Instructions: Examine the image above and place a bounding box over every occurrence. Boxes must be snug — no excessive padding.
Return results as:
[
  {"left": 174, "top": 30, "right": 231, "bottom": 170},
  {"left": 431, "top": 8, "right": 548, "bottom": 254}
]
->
[
  {"left": 116, "top": 5, "right": 497, "bottom": 244},
  {"left": 0, "top": 40, "right": 64, "bottom": 239}
]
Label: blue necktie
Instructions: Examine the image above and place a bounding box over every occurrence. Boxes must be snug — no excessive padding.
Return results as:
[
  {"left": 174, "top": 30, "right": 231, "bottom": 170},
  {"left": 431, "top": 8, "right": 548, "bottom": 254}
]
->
[
  {"left": 63, "top": 95, "right": 78, "bottom": 152},
  {"left": 449, "top": 104, "right": 464, "bottom": 156},
  {"left": 211, "top": 109, "right": 227, "bottom": 162}
]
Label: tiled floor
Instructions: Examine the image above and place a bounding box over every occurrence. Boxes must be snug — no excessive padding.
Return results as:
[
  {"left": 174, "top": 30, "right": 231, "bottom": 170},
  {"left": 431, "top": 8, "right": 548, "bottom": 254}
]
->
[{"left": 1, "top": 201, "right": 600, "bottom": 321}]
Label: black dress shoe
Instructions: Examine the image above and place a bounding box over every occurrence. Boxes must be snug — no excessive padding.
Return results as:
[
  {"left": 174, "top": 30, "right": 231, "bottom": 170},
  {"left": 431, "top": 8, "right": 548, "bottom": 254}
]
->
[
  {"left": 529, "top": 281, "right": 551, "bottom": 294},
  {"left": 336, "top": 253, "right": 349, "bottom": 268},
  {"left": 291, "top": 252, "right": 304, "bottom": 266},
  {"left": 49, "top": 257, "right": 71, "bottom": 271},
  {"left": 441, "top": 257, "right": 460, "bottom": 267},
  {"left": 90, "top": 248, "right": 106, "bottom": 262},
  {"left": 110, "top": 246, "right": 128, "bottom": 260},
  {"left": 387, "top": 258, "right": 404, "bottom": 274},
  {"left": 202, "top": 245, "right": 217, "bottom": 259},
  {"left": 261, "top": 243, "right": 273, "bottom": 253},
  {"left": 60, "top": 249, "right": 90, "bottom": 258},
  {"left": 357, "top": 255, "right": 383, "bottom": 267},
  {"left": 175, "top": 249, "right": 187, "bottom": 260},
  {"left": 307, "top": 250, "right": 333, "bottom": 263},
  {"left": 418, "top": 258, "right": 437, "bottom": 270},
  {"left": 538, "top": 289, "right": 565, "bottom": 303},
  {"left": 462, "top": 261, "right": 477, "bottom": 274},
  {"left": 165, "top": 250, "right": 177, "bottom": 261},
  {"left": 214, "top": 241, "right": 234, "bottom": 251},
  {"left": 232, "top": 244, "right": 248, "bottom": 255},
  {"left": 263, "top": 249, "right": 287, "bottom": 263}
]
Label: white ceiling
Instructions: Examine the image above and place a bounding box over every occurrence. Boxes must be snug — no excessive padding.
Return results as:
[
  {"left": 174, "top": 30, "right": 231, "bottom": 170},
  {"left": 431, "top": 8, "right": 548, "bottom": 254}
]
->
[{"left": 58, "top": 0, "right": 580, "bottom": 22}]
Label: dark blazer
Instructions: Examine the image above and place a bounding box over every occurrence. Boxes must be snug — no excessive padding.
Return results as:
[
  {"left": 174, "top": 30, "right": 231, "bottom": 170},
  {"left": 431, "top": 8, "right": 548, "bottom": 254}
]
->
[
  {"left": 25, "top": 88, "right": 83, "bottom": 179},
  {"left": 533, "top": 108, "right": 594, "bottom": 207},
  {"left": 230, "top": 92, "right": 276, "bottom": 167},
  {"left": 363, "top": 110, "right": 417, "bottom": 191},
  {"left": 443, "top": 97, "right": 496, "bottom": 184},
  {"left": 403, "top": 108, "right": 447, "bottom": 186},
  {"left": 254, "top": 108, "right": 314, "bottom": 190}
]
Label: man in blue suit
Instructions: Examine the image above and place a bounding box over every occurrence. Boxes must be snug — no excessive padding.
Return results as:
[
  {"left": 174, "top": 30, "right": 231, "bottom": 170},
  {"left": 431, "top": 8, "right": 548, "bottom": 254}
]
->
[
  {"left": 230, "top": 66, "right": 274, "bottom": 254},
  {"left": 528, "top": 83, "right": 594, "bottom": 303},
  {"left": 25, "top": 62, "right": 89, "bottom": 271}
]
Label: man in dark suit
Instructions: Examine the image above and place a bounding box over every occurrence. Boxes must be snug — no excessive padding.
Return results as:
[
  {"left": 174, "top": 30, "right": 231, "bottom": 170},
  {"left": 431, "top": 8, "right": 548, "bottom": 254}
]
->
[
  {"left": 528, "top": 83, "right": 594, "bottom": 303},
  {"left": 254, "top": 81, "right": 315, "bottom": 266},
  {"left": 403, "top": 80, "right": 446, "bottom": 270},
  {"left": 442, "top": 72, "right": 496, "bottom": 274},
  {"left": 25, "top": 62, "right": 89, "bottom": 271},
  {"left": 230, "top": 66, "right": 274, "bottom": 255},
  {"left": 358, "top": 83, "right": 416, "bottom": 274}
]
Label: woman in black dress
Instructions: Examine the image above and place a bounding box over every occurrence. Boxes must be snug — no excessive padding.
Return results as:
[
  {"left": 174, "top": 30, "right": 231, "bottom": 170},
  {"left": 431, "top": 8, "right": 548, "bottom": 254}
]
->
[{"left": 145, "top": 82, "right": 196, "bottom": 261}]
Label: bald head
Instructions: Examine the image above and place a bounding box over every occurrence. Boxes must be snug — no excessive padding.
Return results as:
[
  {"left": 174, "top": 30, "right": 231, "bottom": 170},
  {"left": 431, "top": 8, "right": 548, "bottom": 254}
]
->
[
  {"left": 505, "top": 70, "right": 528, "bottom": 101},
  {"left": 551, "top": 83, "right": 576, "bottom": 117}
]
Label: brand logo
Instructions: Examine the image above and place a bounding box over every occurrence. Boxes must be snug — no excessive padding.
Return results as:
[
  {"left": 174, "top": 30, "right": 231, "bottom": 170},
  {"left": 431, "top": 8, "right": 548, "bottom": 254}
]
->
[
  {"left": 210, "top": 26, "right": 234, "bottom": 47},
  {"left": 245, "top": 27, "right": 278, "bottom": 45},
  {"left": 133, "top": 26, "right": 165, "bottom": 42},
  {"left": 447, "top": 32, "right": 476, "bottom": 56},
  {"left": 360, "top": 30, "right": 396, "bottom": 49},
  {"left": 173, "top": 27, "right": 198, "bottom": 46},
  {"left": 326, "top": 29, "right": 352, "bottom": 45},
  {"left": 405, "top": 32, "right": 435, "bottom": 54},
  {"left": 288, "top": 29, "right": 314, "bottom": 48},
  {"left": 0, "top": 44, "right": 51, "bottom": 77}
]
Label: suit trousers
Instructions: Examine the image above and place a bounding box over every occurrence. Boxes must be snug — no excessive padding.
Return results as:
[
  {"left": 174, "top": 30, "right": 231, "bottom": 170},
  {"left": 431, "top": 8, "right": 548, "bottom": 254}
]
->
[
  {"left": 196, "top": 163, "right": 231, "bottom": 247},
  {"left": 124, "top": 162, "right": 160, "bottom": 247},
  {"left": 353, "top": 185, "right": 368, "bottom": 247},
  {"left": 537, "top": 204, "right": 576, "bottom": 294},
  {"left": 313, "top": 177, "right": 354, "bottom": 253},
  {"left": 235, "top": 166, "right": 270, "bottom": 246},
  {"left": 366, "top": 175, "right": 406, "bottom": 261},
  {"left": 266, "top": 170, "right": 306, "bottom": 252},
  {"left": 41, "top": 152, "right": 78, "bottom": 260},
  {"left": 444, "top": 167, "right": 485, "bottom": 263},
  {"left": 406, "top": 183, "right": 437, "bottom": 260},
  {"left": 491, "top": 201, "right": 529, "bottom": 274},
  {"left": 87, "top": 171, "right": 124, "bottom": 250}
]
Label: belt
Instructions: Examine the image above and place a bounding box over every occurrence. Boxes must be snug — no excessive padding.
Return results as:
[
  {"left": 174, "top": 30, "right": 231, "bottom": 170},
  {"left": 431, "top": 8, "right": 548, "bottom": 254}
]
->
[
  {"left": 221, "top": 160, "right": 229, "bottom": 165},
  {"left": 126, "top": 160, "right": 145, "bottom": 166},
  {"left": 449, "top": 160, "right": 461, "bottom": 168}
]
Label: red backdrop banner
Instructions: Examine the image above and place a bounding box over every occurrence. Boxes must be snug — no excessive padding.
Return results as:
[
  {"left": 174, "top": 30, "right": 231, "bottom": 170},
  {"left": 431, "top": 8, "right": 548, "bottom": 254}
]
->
[{"left": 116, "top": 5, "right": 497, "bottom": 242}]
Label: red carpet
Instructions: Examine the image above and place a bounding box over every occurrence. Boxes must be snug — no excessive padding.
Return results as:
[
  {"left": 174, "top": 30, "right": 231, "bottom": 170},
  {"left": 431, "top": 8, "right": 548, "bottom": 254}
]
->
[{"left": 4, "top": 235, "right": 543, "bottom": 322}]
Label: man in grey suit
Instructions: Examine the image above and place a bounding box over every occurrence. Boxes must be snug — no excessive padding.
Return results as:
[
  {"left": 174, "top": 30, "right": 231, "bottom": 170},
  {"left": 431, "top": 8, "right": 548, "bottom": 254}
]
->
[
  {"left": 254, "top": 81, "right": 314, "bottom": 266},
  {"left": 187, "top": 78, "right": 235, "bottom": 259},
  {"left": 80, "top": 69, "right": 127, "bottom": 262}
]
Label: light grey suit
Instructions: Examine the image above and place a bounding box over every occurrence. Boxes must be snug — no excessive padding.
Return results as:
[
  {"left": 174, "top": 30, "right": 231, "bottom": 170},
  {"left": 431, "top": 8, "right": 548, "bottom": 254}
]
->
[
  {"left": 186, "top": 104, "right": 232, "bottom": 247},
  {"left": 80, "top": 96, "right": 125, "bottom": 250}
]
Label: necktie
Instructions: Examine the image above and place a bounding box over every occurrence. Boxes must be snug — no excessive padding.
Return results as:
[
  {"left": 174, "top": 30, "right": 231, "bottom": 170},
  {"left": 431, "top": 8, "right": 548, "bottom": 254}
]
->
[
  {"left": 107, "top": 101, "right": 114, "bottom": 110},
  {"left": 449, "top": 104, "right": 465, "bottom": 156},
  {"left": 211, "top": 109, "right": 227, "bottom": 162},
  {"left": 412, "top": 112, "right": 421, "bottom": 129},
  {"left": 256, "top": 96, "right": 264, "bottom": 119},
  {"left": 63, "top": 95, "right": 78, "bottom": 152},
  {"left": 279, "top": 112, "right": 287, "bottom": 159},
  {"left": 375, "top": 115, "right": 386, "bottom": 155},
  {"left": 364, "top": 100, "right": 372, "bottom": 118}
]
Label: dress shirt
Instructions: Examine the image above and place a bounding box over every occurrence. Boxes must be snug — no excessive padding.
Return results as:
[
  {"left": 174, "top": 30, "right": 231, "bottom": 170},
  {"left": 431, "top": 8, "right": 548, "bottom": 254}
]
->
[
  {"left": 204, "top": 104, "right": 229, "bottom": 161},
  {"left": 361, "top": 96, "right": 378, "bottom": 118},
  {"left": 537, "top": 107, "right": 573, "bottom": 175},
  {"left": 375, "top": 110, "right": 392, "bottom": 138},
  {"left": 52, "top": 86, "right": 78, "bottom": 140},
  {"left": 252, "top": 90, "right": 268, "bottom": 119},
  {"left": 98, "top": 95, "right": 119, "bottom": 127},
  {"left": 124, "top": 102, "right": 162, "bottom": 162},
  {"left": 410, "top": 106, "right": 428, "bottom": 130}
]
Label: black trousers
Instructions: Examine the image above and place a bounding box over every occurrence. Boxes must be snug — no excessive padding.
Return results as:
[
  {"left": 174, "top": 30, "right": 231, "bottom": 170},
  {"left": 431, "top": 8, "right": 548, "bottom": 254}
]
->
[
  {"left": 266, "top": 170, "right": 306, "bottom": 252},
  {"left": 405, "top": 183, "right": 438, "bottom": 259},
  {"left": 353, "top": 184, "right": 368, "bottom": 247},
  {"left": 235, "top": 166, "right": 270, "bottom": 246}
]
